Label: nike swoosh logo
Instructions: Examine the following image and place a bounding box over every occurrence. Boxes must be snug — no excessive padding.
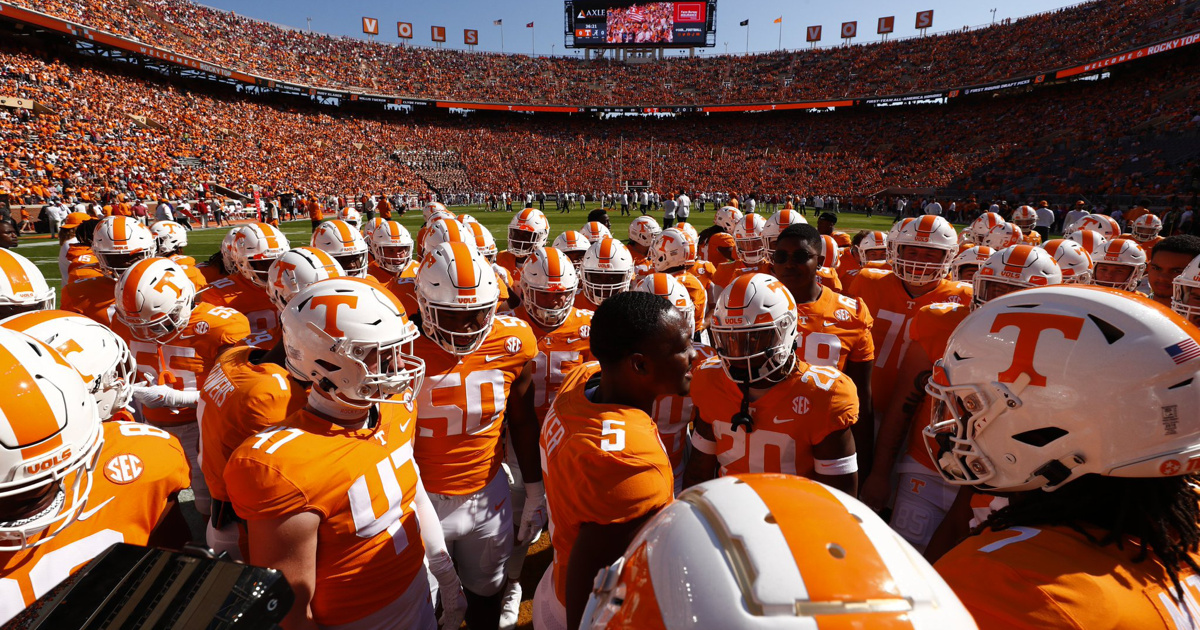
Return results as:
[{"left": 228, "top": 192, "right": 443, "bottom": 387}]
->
[
  {"left": 78, "top": 497, "right": 114, "bottom": 522},
  {"left": 823, "top": 322, "right": 837, "bottom": 327},
  {"left": 565, "top": 338, "right": 583, "bottom": 344},
  {"left": 773, "top": 416, "right": 794, "bottom": 424},
  {"left": 399, "top": 419, "right": 412, "bottom": 433},
  {"left": 492, "top": 497, "right": 507, "bottom": 512},
  {"left": 484, "top": 355, "right": 505, "bottom": 362}
]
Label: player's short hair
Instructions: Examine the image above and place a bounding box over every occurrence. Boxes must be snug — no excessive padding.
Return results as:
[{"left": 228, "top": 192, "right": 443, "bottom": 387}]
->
[
  {"left": 1152, "top": 235, "right": 1200, "bottom": 262},
  {"left": 591, "top": 291, "right": 678, "bottom": 367},
  {"left": 818, "top": 212, "right": 838, "bottom": 224},
  {"left": 587, "top": 209, "right": 609, "bottom": 223},
  {"left": 776, "top": 224, "right": 821, "bottom": 251}
]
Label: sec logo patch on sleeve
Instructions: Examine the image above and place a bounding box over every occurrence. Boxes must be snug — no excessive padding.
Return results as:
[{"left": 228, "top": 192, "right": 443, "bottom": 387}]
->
[
  {"left": 104, "top": 453, "right": 144, "bottom": 484},
  {"left": 505, "top": 336, "right": 524, "bottom": 355}
]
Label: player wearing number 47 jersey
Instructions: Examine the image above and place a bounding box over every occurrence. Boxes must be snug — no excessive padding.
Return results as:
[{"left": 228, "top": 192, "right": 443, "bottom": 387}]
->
[{"left": 0, "top": 328, "right": 190, "bottom": 625}]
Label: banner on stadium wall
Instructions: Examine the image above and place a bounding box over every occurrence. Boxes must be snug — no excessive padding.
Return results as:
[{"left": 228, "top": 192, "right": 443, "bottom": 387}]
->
[
  {"left": 806, "top": 26, "right": 822, "bottom": 42},
  {"left": 432, "top": 26, "right": 446, "bottom": 42},
  {"left": 841, "top": 21, "right": 857, "bottom": 39},
  {"left": 878, "top": 17, "right": 895, "bottom": 34},
  {"left": 465, "top": 29, "right": 478, "bottom": 45},
  {"left": 362, "top": 17, "right": 379, "bottom": 35},
  {"left": 397, "top": 22, "right": 413, "bottom": 38},
  {"left": 916, "top": 10, "right": 934, "bottom": 29},
  {"left": 1056, "top": 32, "right": 1200, "bottom": 78}
]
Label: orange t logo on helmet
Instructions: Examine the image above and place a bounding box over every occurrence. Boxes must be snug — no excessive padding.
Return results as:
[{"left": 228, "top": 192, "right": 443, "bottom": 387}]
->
[
  {"left": 310, "top": 294, "right": 359, "bottom": 337},
  {"left": 990, "top": 312, "right": 1084, "bottom": 387}
]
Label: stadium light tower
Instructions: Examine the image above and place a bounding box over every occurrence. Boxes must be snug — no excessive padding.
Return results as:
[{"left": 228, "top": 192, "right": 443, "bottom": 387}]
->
[
  {"left": 991, "top": 8, "right": 997, "bottom": 24},
  {"left": 306, "top": 17, "right": 312, "bottom": 32}
]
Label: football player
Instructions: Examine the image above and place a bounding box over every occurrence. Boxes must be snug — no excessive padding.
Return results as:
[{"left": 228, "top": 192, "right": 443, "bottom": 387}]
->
[
  {"left": 575, "top": 237, "right": 635, "bottom": 311},
  {"left": 950, "top": 245, "right": 996, "bottom": 283},
  {"left": 413, "top": 242, "right": 540, "bottom": 628},
  {"left": 63, "top": 218, "right": 104, "bottom": 285},
  {"left": 771, "top": 224, "right": 875, "bottom": 473},
  {"left": 150, "top": 220, "right": 207, "bottom": 290},
  {"left": 62, "top": 216, "right": 156, "bottom": 327},
  {"left": 536, "top": 291, "right": 694, "bottom": 630},
  {"left": 1011, "top": 205, "right": 1042, "bottom": 246},
  {"left": 710, "top": 214, "right": 769, "bottom": 296},
  {"left": 579, "top": 221, "right": 610, "bottom": 244},
  {"left": 1092, "top": 238, "right": 1148, "bottom": 294},
  {"left": 861, "top": 245, "right": 1062, "bottom": 552},
  {"left": 686, "top": 273, "right": 860, "bottom": 495},
  {"left": 1066, "top": 228, "right": 1109, "bottom": 260},
  {"left": 468, "top": 222, "right": 518, "bottom": 311},
  {"left": 366, "top": 220, "right": 416, "bottom": 283},
  {"left": 311, "top": 219, "right": 369, "bottom": 278},
  {"left": 581, "top": 474, "right": 975, "bottom": 629},
  {"left": 816, "top": 234, "right": 844, "bottom": 293},
  {"left": 112, "top": 257, "right": 250, "bottom": 518},
  {"left": 552, "top": 230, "right": 590, "bottom": 272},
  {"left": 1130, "top": 213, "right": 1165, "bottom": 253},
  {"left": 1149, "top": 235, "right": 1200, "bottom": 307},
  {"left": 387, "top": 219, "right": 480, "bottom": 316},
  {"left": 0, "top": 249, "right": 55, "bottom": 319},
  {"left": 706, "top": 206, "right": 742, "bottom": 264},
  {"left": 195, "top": 228, "right": 241, "bottom": 284},
  {"left": 1041, "top": 239, "right": 1095, "bottom": 285},
  {"left": 650, "top": 228, "right": 708, "bottom": 337},
  {"left": 498, "top": 207, "right": 550, "bottom": 286},
  {"left": 200, "top": 222, "right": 289, "bottom": 349},
  {"left": 625, "top": 215, "right": 661, "bottom": 275},
  {"left": 0, "top": 327, "right": 190, "bottom": 624},
  {"left": 930, "top": 287, "right": 1200, "bottom": 628},
  {"left": 226, "top": 277, "right": 466, "bottom": 630}
]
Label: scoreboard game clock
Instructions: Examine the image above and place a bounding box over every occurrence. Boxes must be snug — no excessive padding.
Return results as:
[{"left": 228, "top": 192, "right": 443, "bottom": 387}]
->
[{"left": 566, "top": 1, "right": 718, "bottom": 48}]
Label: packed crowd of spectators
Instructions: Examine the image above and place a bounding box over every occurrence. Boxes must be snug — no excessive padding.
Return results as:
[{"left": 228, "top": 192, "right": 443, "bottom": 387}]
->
[{"left": 8, "top": 0, "right": 1199, "bottom": 105}]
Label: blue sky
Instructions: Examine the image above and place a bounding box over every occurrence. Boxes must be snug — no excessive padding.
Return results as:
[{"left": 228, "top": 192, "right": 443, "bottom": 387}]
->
[{"left": 198, "top": 1, "right": 1081, "bottom": 56}]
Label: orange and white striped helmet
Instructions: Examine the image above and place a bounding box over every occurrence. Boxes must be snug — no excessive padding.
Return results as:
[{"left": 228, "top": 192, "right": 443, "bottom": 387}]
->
[
  {"left": 1065, "top": 213, "right": 1118, "bottom": 239},
  {"left": 980, "top": 222, "right": 1022, "bottom": 250},
  {"left": 552, "top": 230, "right": 590, "bottom": 271},
  {"left": 972, "top": 245, "right": 1062, "bottom": 309},
  {"left": 580, "top": 221, "right": 612, "bottom": 244},
  {"left": 220, "top": 228, "right": 241, "bottom": 271},
  {"left": 711, "top": 273, "right": 798, "bottom": 384},
  {"left": 361, "top": 217, "right": 387, "bottom": 246},
  {"left": 632, "top": 273, "right": 694, "bottom": 333},
  {"left": 1011, "top": 205, "right": 1038, "bottom": 232},
  {"left": 368, "top": 221, "right": 414, "bottom": 274},
  {"left": 886, "top": 218, "right": 916, "bottom": 262},
  {"left": 149, "top": 220, "right": 188, "bottom": 255},
  {"left": 114, "top": 257, "right": 196, "bottom": 342},
  {"left": 762, "top": 209, "right": 808, "bottom": 254},
  {"left": 677, "top": 221, "right": 699, "bottom": 244},
  {"left": 1092, "top": 238, "right": 1147, "bottom": 293},
  {"left": 1041, "top": 239, "right": 1094, "bottom": 285},
  {"left": 0, "top": 249, "right": 54, "bottom": 318},
  {"left": 732, "top": 214, "right": 768, "bottom": 264},
  {"left": 1, "top": 310, "right": 135, "bottom": 421},
  {"left": 858, "top": 230, "right": 889, "bottom": 266},
  {"left": 422, "top": 201, "right": 449, "bottom": 222},
  {"left": 818, "top": 234, "right": 840, "bottom": 270},
  {"left": 336, "top": 206, "right": 361, "bottom": 229},
  {"left": 417, "top": 241, "right": 500, "bottom": 356},
  {"left": 583, "top": 474, "right": 975, "bottom": 629},
  {"left": 1132, "top": 213, "right": 1163, "bottom": 243},
  {"left": 457, "top": 213, "right": 480, "bottom": 226},
  {"left": 92, "top": 216, "right": 156, "bottom": 279},
  {"left": 282, "top": 277, "right": 423, "bottom": 405},
  {"left": 968, "top": 212, "right": 1005, "bottom": 242},
  {"left": 714, "top": 206, "right": 743, "bottom": 232},
  {"left": 650, "top": 228, "right": 693, "bottom": 273},
  {"left": 521, "top": 247, "right": 579, "bottom": 329},
  {"left": 311, "top": 220, "right": 369, "bottom": 278},
  {"left": 1065, "top": 229, "right": 1108, "bottom": 259},
  {"left": 627, "top": 216, "right": 662, "bottom": 248},
  {"left": 507, "top": 207, "right": 550, "bottom": 256},
  {"left": 267, "top": 247, "right": 344, "bottom": 311},
  {"left": 892, "top": 215, "right": 958, "bottom": 285},
  {"left": 0, "top": 327, "right": 103, "bottom": 551},
  {"left": 1172, "top": 255, "right": 1200, "bottom": 324},
  {"left": 234, "top": 222, "right": 290, "bottom": 288},
  {"left": 581, "top": 238, "right": 635, "bottom": 305},
  {"left": 468, "top": 222, "right": 499, "bottom": 262},
  {"left": 950, "top": 245, "right": 994, "bottom": 282}
]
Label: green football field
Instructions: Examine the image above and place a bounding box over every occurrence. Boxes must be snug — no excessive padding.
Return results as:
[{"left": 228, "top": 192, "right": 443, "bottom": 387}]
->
[{"left": 22, "top": 205, "right": 920, "bottom": 295}]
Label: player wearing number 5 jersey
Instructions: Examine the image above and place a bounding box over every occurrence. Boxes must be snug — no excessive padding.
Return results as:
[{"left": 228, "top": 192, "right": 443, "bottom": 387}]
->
[
  {"left": 413, "top": 242, "right": 540, "bottom": 629},
  {"left": 537, "top": 291, "right": 694, "bottom": 630},
  {"left": 686, "top": 273, "right": 859, "bottom": 495},
  {"left": 0, "top": 328, "right": 190, "bottom": 625},
  {"left": 198, "top": 223, "right": 289, "bottom": 349},
  {"left": 226, "top": 278, "right": 466, "bottom": 630}
]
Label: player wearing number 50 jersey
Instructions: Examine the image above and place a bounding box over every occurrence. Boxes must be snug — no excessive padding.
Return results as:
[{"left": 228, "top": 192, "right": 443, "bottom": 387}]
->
[
  {"left": 413, "top": 242, "right": 540, "bottom": 629},
  {"left": 0, "top": 328, "right": 190, "bottom": 625},
  {"left": 226, "top": 278, "right": 466, "bottom": 630},
  {"left": 537, "top": 291, "right": 694, "bottom": 630}
]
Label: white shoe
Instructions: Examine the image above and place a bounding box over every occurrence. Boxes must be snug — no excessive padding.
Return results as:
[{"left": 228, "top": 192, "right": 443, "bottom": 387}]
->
[{"left": 499, "top": 580, "right": 522, "bottom": 630}]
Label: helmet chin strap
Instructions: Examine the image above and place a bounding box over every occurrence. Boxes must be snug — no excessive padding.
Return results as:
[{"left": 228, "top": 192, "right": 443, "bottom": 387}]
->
[
  {"left": 730, "top": 354, "right": 796, "bottom": 433},
  {"left": 308, "top": 386, "right": 370, "bottom": 422}
]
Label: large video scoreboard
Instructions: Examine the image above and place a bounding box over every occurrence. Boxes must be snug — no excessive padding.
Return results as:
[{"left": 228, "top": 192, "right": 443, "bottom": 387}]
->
[{"left": 565, "top": 1, "right": 717, "bottom": 48}]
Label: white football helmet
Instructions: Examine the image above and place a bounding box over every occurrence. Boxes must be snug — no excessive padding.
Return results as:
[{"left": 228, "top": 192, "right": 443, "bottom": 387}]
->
[
  {"left": 711, "top": 273, "right": 798, "bottom": 384},
  {"left": 1091, "top": 238, "right": 1147, "bottom": 292},
  {"left": 1, "top": 311, "right": 135, "bottom": 421},
  {"left": 980, "top": 222, "right": 1021, "bottom": 250},
  {"left": 762, "top": 209, "right": 807, "bottom": 255},
  {"left": 0, "top": 327, "right": 103, "bottom": 551},
  {"left": 507, "top": 208, "right": 550, "bottom": 256},
  {"left": 892, "top": 215, "right": 958, "bottom": 286},
  {"left": 337, "top": 207, "right": 361, "bottom": 229},
  {"left": 361, "top": 217, "right": 387, "bottom": 247},
  {"left": 581, "top": 238, "right": 635, "bottom": 305},
  {"left": 632, "top": 273, "right": 694, "bottom": 333},
  {"left": 422, "top": 201, "right": 449, "bottom": 222},
  {"left": 628, "top": 216, "right": 662, "bottom": 248},
  {"left": 1041, "top": 239, "right": 1094, "bottom": 285},
  {"left": 267, "top": 247, "right": 344, "bottom": 311},
  {"left": 580, "top": 221, "right": 612, "bottom": 244},
  {"left": 416, "top": 242, "right": 500, "bottom": 356},
  {"left": 651, "top": 228, "right": 693, "bottom": 272},
  {"left": 857, "top": 230, "right": 889, "bottom": 266},
  {"left": 149, "top": 220, "right": 188, "bottom": 256},
  {"left": 282, "top": 277, "right": 423, "bottom": 405},
  {"left": 972, "top": 245, "right": 1062, "bottom": 309},
  {"left": 521, "top": 247, "right": 579, "bottom": 329},
  {"left": 467, "top": 222, "right": 499, "bottom": 263},
  {"left": 950, "top": 245, "right": 994, "bottom": 282},
  {"left": 368, "top": 221, "right": 414, "bottom": 274},
  {"left": 818, "top": 234, "right": 840, "bottom": 270},
  {"left": 114, "top": 257, "right": 196, "bottom": 343},
  {"left": 583, "top": 474, "right": 975, "bottom": 630},
  {"left": 0, "top": 249, "right": 55, "bottom": 318},
  {"left": 553, "top": 230, "right": 590, "bottom": 271},
  {"left": 234, "top": 222, "right": 290, "bottom": 289},
  {"left": 220, "top": 228, "right": 241, "bottom": 272},
  {"left": 1065, "top": 229, "right": 1108, "bottom": 259},
  {"left": 1172, "top": 255, "right": 1200, "bottom": 325},
  {"left": 1132, "top": 213, "right": 1163, "bottom": 243},
  {"left": 457, "top": 213, "right": 480, "bottom": 226},
  {"left": 1011, "top": 205, "right": 1038, "bottom": 232},
  {"left": 968, "top": 212, "right": 1005, "bottom": 242},
  {"left": 311, "top": 220, "right": 369, "bottom": 278},
  {"left": 714, "top": 206, "right": 743, "bottom": 232},
  {"left": 422, "top": 218, "right": 474, "bottom": 256},
  {"left": 886, "top": 218, "right": 916, "bottom": 263},
  {"left": 93, "top": 216, "right": 156, "bottom": 279},
  {"left": 732, "top": 214, "right": 768, "bottom": 264},
  {"left": 925, "top": 286, "right": 1200, "bottom": 493},
  {"left": 1065, "top": 214, "right": 1118, "bottom": 239}
]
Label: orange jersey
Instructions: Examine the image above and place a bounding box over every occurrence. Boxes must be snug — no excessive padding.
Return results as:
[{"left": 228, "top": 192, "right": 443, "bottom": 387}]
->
[
  {"left": 496, "top": 250, "right": 528, "bottom": 286},
  {"left": 196, "top": 261, "right": 226, "bottom": 284},
  {"left": 116, "top": 303, "right": 250, "bottom": 426},
  {"left": 835, "top": 249, "right": 861, "bottom": 287},
  {"left": 689, "top": 260, "right": 716, "bottom": 290},
  {"left": 225, "top": 405, "right": 424, "bottom": 626},
  {"left": 574, "top": 291, "right": 600, "bottom": 311},
  {"left": 691, "top": 358, "right": 859, "bottom": 477},
  {"left": 630, "top": 249, "right": 654, "bottom": 277},
  {"left": 1021, "top": 230, "right": 1042, "bottom": 247},
  {"left": 412, "top": 314, "right": 537, "bottom": 495},
  {"left": 711, "top": 259, "right": 769, "bottom": 292},
  {"left": 937, "top": 524, "right": 1200, "bottom": 630},
  {"left": 511, "top": 306, "right": 595, "bottom": 421},
  {"left": 366, "top": 261, "right": 394, "bottom": 284},
  {"left": 817, "top": 266, "right": 842, "bottom": 293},
  {"left": 65, "top": 257, "right": 103, "bottom": 284},
  {"left": 0, "top": 421, "right": 189, "bottom": 624},
  {"left": 384, "top": 276, "right": 420, "bottom": 320},
  {"left": 653, "top": 343, "right": 717, "bottom": 485},
  {"left": 795, "top": 286, "right": 875, "bottom": 370},
  {"left": 909, "top": 302, "right": 970, "bottom": 467},
  {"left": 541, "top": 362, "right": 674, "bottom": 608},
  {"left": 846, "top": 269, "right": 971, "bottom": 413},
  {"left": 1140, "top": 235, "right": 1164, "bottom": 257},
  {"left": 60, "top": 276, "right": 117, "bottom": 327},
  {"left": 706, "top": 232, "right": 736, "bottom": 264},
  {"left": 168, "top": 254, "right": 208, "bottom": 291},
  {"left": 197, "top": 274, "right": 280, "bottom": 349},
  {"left": 671, "top": 270, "right": 708, "bottom": 333},
  {"left": 198, "top": 346, "right": 307, "bottom": 503}
]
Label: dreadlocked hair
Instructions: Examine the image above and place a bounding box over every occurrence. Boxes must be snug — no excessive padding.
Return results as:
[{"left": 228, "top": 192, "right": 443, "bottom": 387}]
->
[{"left": 980, "top": 473, "right": 1200, "bottom": 601}]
